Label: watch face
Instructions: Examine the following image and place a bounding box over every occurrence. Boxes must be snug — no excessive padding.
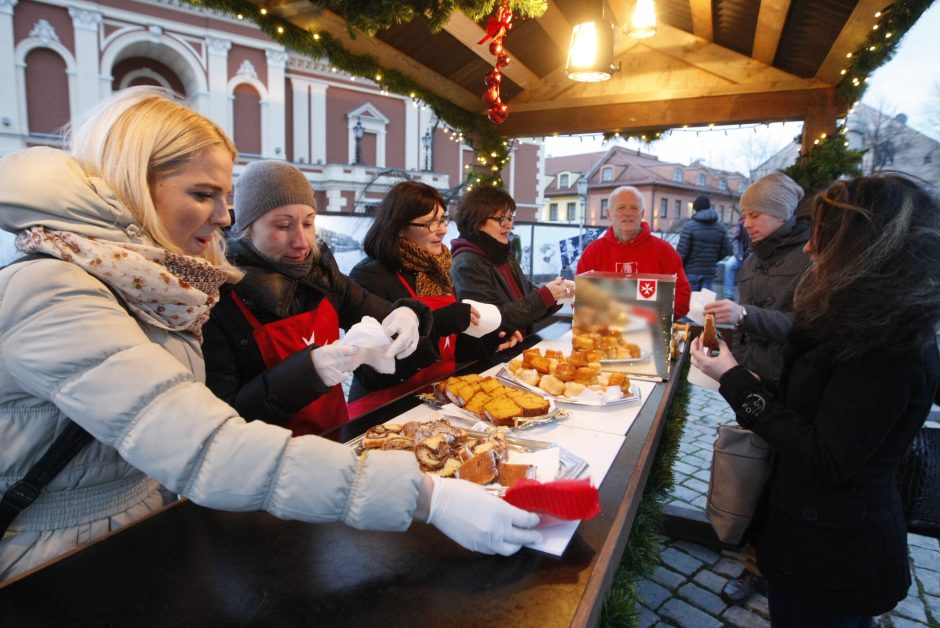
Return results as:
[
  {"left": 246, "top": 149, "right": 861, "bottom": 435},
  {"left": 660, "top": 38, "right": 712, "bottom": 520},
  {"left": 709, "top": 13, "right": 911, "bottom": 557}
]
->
[{"left": 742, "top": 393, "right": 767, "bottom": 417}]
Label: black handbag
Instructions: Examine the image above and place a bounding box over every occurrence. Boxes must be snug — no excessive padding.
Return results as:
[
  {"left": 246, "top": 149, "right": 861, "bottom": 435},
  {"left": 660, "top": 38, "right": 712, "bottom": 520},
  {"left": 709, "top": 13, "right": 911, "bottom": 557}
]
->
[{"left": 897, "top": 426, "right": 940, "bottom": 538}]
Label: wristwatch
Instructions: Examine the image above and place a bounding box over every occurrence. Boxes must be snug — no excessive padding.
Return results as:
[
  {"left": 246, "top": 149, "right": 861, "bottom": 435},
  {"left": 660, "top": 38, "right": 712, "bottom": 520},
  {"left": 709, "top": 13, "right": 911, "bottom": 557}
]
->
[{"left": 737, "top": 392, "right": 767, "bottom": 427}]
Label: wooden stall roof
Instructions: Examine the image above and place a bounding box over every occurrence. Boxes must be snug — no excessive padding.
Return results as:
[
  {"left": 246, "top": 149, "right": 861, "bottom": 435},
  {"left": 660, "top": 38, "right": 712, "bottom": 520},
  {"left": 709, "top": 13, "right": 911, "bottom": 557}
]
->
[{"left": 257, "top": 0, "right": 892, "bottom": 137}]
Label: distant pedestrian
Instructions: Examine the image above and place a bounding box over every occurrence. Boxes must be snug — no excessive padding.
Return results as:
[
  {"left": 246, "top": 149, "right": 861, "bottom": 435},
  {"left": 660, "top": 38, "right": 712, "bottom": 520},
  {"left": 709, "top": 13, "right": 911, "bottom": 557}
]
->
[
  {"left": 722, "top": 217, "right": 750, "bottom": 300},
  {"left": 676, "top": 195, "right": 732, "bottom": 292}
]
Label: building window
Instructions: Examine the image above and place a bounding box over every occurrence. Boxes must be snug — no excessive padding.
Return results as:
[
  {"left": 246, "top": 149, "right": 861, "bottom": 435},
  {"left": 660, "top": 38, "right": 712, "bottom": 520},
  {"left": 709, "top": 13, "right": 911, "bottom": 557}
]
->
[
  {"left": 720, "top": 178, "right": 729, "bottom": 191},
  {"left": 673, "top": 168, "right": 683, "bottom": 182},
  {"left": 675, "top": 199, "right": 682, "bottom": 218},
  {"left": 660, "top": 197, "right": 668, "bottom": 218},
  {"left": 567, "top": 202, "right": 576, "bottom": 221},
  {"left": 601, "top": 166, "right": 613, "bottom": 182},
  {"left": 549, "top": 203, "right": 558, "bottom": 221},
  {"left": 233, "top": 83, "right": 262, "bottom": 156},
  {"left": 559, "top": 173, "right": 570, "bottom": 188},
  {"left": 697, "top": 173, "right": 706, "bottom": 186},
  {"left": 600, "top": 198, "right": 608, "bottom": 219},
  {"left": 719, "top": 205, "right": 725, "bottom": 221}
]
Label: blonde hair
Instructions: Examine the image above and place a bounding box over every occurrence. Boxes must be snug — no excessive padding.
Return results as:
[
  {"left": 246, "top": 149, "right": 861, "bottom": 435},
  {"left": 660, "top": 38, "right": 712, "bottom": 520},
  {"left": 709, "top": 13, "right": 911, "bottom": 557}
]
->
[{"left": 66, "top": 86, "right": 238, "bottom": 270}]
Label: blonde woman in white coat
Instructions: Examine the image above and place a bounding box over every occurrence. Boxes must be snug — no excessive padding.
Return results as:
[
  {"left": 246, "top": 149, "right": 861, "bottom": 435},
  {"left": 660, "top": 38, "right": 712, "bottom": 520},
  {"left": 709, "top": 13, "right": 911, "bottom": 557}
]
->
[{"left": 0, "top": 87, "right": 540, "bottom": 584}]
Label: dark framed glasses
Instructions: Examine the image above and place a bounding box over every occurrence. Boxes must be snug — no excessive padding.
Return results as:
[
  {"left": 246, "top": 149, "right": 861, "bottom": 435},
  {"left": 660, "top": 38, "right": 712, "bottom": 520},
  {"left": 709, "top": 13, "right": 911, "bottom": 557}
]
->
[
  {"left": 408, "top": 214, "right": 450, "bottom": 231},
  {"left": 486, "top": 214, "right": 516, "bottom": 226}
]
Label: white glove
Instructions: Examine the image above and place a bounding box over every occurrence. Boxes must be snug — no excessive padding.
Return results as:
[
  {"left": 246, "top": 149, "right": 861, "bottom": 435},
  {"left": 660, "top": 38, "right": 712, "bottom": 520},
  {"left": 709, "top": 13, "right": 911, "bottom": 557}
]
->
[
  {"left": 311, "top": 342, "right": 360, "bottom": 387},
  {"left": 426, "top": 475, "right": 542, "bottom": 556},
  {"left": 381, "top": 307, "right": 420, "bottom": 360}
]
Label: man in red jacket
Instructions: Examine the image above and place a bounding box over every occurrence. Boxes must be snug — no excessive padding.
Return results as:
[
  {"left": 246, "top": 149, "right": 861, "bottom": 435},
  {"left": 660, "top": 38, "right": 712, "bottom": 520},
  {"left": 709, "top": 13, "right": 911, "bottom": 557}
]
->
[{"left": 576, "top": 186, "right": 691, "bottom": 319}]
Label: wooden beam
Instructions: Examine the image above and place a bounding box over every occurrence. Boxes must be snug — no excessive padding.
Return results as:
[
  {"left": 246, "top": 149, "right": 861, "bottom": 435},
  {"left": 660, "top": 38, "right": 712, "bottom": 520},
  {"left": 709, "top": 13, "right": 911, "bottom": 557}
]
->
[
  {"left": 815, "top": 0, "right": 885, "bottom": 86},
  {"left": 689, "top": 0, "right": 714, "bottom": 41},
  {"left": 538, "top": 0, "right": 575, "bottom": 51},
  {"left": 497, "top": 86, "right": 838, "bottom": 137},
  {"left": 752, "top": 0, "right": 791, "bottom": 65},
  {"left": 282, "top": 8, "right": 482, "bottom": 112},
  {"left": 801, "top": 101, "right": 841, "bottom": 156},
  {"left": 442, "top": 12, "right": 540, "bottom": 89}
]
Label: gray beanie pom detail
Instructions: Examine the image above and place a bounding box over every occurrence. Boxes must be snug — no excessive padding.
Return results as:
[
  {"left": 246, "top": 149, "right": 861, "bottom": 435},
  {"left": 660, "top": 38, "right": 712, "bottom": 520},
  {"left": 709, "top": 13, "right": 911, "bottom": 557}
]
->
[
  {"left": 740, "top": 172, "right": 804, "bottom": 221},
  {"left": 234, "top": 160, "right": 317, "bottom": 234}
]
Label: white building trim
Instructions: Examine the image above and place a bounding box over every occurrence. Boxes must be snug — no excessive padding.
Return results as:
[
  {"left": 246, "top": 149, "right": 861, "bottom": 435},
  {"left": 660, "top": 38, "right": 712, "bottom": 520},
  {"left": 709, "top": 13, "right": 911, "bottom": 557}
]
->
[{"left": 347, "top": 103, "right": 389, "bottom": 167}]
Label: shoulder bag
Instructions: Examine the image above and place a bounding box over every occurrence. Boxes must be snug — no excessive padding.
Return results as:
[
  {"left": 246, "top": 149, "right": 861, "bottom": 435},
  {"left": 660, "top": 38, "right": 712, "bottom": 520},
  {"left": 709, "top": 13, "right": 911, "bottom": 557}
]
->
[{"left": 706, "top": 422, "right": 773, "bottom": 547}]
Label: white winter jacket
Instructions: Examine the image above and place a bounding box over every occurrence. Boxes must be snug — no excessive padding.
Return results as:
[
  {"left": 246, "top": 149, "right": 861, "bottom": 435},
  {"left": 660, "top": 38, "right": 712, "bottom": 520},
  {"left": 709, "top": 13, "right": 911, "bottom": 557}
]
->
[{"left": 0, "top": 147, "right": 423, "bottom": 583}]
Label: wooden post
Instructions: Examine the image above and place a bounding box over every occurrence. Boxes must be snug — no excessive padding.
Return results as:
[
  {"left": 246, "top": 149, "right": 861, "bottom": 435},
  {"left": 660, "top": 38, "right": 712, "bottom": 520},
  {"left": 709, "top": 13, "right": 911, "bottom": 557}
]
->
[{"left": 801, "top": 102, "right": 842, "bottom": 155}]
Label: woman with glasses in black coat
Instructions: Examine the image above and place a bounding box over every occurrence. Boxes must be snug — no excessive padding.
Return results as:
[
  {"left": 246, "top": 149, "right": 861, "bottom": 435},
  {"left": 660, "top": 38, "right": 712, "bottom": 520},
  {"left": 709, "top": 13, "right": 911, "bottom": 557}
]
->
[
  {"left": 450, "top": 188, "right": 568, "bottom": 338},
  {"left": 347, "top": 181, "right": 521, "bottom": 416}
]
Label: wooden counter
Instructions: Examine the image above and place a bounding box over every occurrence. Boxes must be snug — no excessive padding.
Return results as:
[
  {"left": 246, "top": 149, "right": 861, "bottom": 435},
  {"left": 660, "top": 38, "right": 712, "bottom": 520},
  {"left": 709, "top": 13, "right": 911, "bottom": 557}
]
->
[{"left": 0, "top": 324, "right": 687, "bottom": 627}]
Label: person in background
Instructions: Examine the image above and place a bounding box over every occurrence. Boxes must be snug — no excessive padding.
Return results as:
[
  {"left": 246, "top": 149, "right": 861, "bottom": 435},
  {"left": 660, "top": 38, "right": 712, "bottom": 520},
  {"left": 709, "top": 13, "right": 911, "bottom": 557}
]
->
[
  {"left": 577, "top": 186, "right": 691, "bottom": 320},
  {"left": 450, "top": 187, "right": 568, "bottom": 336},
  {"left": 0, "top": 87, "right": 541, "bottom": 584},
  {"left": 347, "top": 180, "right": 522, "bottom": 415},
  {"left": 723, "top": 216, "right": 750, "bottom": 300},
  {"left": 202, "top": 160, "right": 433, "bottom": 436},
  {"left": 702, "top": 171, "right": 811, "bottom": 604},
  {"left": 676, "top": 194, "right": 732, "bottom": 292},
  {"left": 692, "top": 173, "right": 940, "bottom": 626}
]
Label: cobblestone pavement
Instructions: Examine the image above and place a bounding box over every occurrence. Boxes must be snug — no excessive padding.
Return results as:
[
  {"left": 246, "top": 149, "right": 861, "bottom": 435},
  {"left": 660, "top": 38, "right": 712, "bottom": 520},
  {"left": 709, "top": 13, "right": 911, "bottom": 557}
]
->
[{"left": 639, "top": 385, "right": 940, "bottom": 628}]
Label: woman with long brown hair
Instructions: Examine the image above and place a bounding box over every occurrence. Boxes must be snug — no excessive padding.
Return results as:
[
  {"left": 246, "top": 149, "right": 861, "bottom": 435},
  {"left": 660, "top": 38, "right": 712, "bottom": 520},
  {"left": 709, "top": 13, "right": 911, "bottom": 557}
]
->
[{"left": 692, "top": 174, "right": 940, "bottom": 626}]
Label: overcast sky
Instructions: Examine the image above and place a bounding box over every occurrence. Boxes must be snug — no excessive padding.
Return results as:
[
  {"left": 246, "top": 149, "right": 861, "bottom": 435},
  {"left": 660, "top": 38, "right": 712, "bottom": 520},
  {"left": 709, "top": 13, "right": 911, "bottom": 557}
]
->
[{"left": 543, "top": 3, "right": 940, "bottom": 175}]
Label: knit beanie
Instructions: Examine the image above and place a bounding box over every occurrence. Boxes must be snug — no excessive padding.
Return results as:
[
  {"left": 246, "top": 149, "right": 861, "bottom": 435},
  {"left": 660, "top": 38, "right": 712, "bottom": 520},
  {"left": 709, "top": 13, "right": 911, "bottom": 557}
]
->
[
  {"left": 234, "top": 160, "right": 316, "bottom": 234},
  {"left": 692, "top": 195, "right": 711, "bottom": 211},
  {"left": 741, "top": 172, "right": 804, "bottom": 221}
]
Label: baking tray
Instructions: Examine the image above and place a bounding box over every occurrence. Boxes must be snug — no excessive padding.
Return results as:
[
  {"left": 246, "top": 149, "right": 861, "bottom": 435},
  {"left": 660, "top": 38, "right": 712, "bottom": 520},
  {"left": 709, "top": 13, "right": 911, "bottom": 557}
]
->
[
  {"left": 495, "top": 365, "right": 643, "bottom": 407},
  {"left": 346, "top": 426, "right": 588, "bottom": 496},
  {"left": 416, "top": 380, "right": 567, "bottom": 430}
]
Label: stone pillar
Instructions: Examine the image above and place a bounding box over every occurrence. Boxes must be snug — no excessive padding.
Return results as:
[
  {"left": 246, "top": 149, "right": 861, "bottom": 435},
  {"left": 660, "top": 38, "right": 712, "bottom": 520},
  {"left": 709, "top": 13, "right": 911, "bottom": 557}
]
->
[
  {"left": 290, "top": 77, "right": 309, "bottom": 163},
  {"left": 404, "top": 99, "right": 419, "bottom": 170},
  {"left": 205, "top": 36, "right": 231, "bottom": 135},
  {"left": 264, "top": 48, "right": 288, "bottom": 159},
  {"left": 309, "top": 80, "right": 328, "bottom": 165},
  {"left": 0, "top": 0, "right": 21, "bottom": 152},
  {"left": 68, "top": 6, "right": 102, "bottom": 119}
]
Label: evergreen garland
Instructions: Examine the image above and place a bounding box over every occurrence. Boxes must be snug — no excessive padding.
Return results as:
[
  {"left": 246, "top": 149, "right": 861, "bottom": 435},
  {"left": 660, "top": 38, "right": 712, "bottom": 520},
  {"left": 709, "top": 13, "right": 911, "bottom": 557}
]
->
[
  {"left": 783, "top": 127, "right": 866, "bottom": 191},
  {"left": 600, "top": 359, "right": 691, "bottom": 627}
]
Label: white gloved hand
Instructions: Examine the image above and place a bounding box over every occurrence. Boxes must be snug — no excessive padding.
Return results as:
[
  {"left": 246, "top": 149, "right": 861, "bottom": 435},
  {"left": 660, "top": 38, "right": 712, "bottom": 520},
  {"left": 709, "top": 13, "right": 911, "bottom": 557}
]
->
[
  {"left": 426, "top": 475, "right": 542, "bottom": 556},
  {"left": 381, "top": 307, "right": 420, "bottom": 360},
  {"left": 310, "top": 342, "right": 360, "bottom": 387}
]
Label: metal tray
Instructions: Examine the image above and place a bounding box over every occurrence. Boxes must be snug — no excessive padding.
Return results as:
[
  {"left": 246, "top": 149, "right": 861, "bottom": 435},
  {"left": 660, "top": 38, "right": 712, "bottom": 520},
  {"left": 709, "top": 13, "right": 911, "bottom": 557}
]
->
[
  {"left": 416, "top": 381, "right": 567, "bottom": 430},
  {"left": 599, "top": 350, "right": 652, "bottom": 364},
  {"left": 345, "top": 425, "right": 588, "bottom": 496},
  {"left": 495, "top": 365, "right": 643, "bottom": 407}
]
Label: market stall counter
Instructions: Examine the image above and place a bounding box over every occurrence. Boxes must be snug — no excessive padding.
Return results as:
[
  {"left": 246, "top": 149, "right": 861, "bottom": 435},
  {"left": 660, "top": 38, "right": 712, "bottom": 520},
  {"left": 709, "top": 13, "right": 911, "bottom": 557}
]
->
[{"left": 0, "top": 323, "right": 688, "bottom": 627}]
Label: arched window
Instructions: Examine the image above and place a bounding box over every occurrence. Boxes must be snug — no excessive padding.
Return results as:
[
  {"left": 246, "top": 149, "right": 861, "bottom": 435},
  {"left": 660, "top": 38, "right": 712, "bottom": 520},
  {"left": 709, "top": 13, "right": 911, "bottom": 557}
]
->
[
  {"left": 26, "top": 48, "right": 69, "bottom": 136},
  {"left": 232, "top": 83, "right": 262, "bottom": 156},
  {"left": 112, "top": 57, "right": 185, "bottom": 94}
]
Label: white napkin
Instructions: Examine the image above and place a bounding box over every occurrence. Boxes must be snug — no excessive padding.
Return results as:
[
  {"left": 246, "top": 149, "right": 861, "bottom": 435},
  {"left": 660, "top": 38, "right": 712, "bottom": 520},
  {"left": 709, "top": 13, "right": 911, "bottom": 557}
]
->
[
  {"left": 462, "top": 299, "right": 502, "bottom": 338},
  {"left": 506, "top": 447, "right": 561, "bottom": 482},
  {"left": 687, "top": 289, "right": 717, "bottom": 327},
  {"left": 687, "top": 364, "right": 720, "bottom": 391},
  {"left": 341, "top": 316, "right": 395, "bottom": 374}
]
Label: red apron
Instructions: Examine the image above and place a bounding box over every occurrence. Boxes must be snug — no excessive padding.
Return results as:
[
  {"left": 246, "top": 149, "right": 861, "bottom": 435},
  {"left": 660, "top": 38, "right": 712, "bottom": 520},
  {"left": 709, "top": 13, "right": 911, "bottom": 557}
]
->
[
  {"left": 346, "top": 273, "right": 457, "bottom": 419},
  {"left": 231, "top": 293, "right": 348, "bottom": 436}
]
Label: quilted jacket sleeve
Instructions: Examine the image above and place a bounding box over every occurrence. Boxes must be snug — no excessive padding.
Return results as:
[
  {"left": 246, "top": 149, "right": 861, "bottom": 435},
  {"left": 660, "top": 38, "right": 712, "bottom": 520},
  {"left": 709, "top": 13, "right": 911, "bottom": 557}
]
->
[{"left": 0, "top": 259, "right": 423, "bottom": 531}]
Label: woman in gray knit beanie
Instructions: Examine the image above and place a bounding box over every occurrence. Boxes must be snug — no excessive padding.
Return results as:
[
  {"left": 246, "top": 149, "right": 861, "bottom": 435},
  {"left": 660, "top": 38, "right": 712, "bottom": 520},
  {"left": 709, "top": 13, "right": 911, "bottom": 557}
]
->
[{"left": 203, "top": 160, "right": 431, "bottom": 436}]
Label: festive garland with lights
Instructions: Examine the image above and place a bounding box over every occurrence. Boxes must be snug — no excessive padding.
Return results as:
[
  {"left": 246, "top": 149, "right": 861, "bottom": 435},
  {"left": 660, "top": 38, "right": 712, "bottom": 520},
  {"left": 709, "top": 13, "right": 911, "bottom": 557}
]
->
[{"left": 784, "top": 126, "right": 866, "bottom": 191}]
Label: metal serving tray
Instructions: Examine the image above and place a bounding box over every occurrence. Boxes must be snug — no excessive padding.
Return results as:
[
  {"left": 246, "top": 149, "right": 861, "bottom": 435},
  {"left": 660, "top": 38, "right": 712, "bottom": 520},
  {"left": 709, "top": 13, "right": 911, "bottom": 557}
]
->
[{"left": 495, "top": 366, "right": 643, "bottom": 407}]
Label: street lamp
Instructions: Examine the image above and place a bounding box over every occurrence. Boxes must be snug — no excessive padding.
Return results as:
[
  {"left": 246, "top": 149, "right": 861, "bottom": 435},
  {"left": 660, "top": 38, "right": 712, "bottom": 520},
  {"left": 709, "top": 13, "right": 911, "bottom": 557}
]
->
[
  {"left": 422, "top": 128, "right": 433, "bottom": 171},
  {"left": 576, "top": 175, "right": 588, "bottom": 256},
  {"left": 353, "top": 116, "right": 365, "bottom": 165}
]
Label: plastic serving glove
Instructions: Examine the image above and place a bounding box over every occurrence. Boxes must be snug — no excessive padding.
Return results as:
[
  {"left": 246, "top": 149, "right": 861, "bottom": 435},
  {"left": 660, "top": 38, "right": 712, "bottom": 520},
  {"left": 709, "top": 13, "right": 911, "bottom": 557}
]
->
[
  {"left": 426, "top": 475, "right": 542, "bottom": 556},
  {"left": 381, "top": 307, "right": 420, "bottom": 360},
  {"left": 311, "top": 342, "right": 360, "bottom": 387}
]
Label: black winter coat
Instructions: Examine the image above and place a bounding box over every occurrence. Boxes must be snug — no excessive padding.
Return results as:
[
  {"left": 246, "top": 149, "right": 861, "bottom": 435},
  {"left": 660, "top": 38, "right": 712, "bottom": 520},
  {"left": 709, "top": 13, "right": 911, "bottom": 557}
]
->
[
  {"left": 719, "top": 331, "right": 940, "bottom": 616},
  {"left": 676, "top": 208, "right": 733, "bottom": 278},
  {"left": 202, "top": 239, "right": 431, "bottom": 427},
  {"left": 347, "top": 256, "right": 481, "bottom": 400}
]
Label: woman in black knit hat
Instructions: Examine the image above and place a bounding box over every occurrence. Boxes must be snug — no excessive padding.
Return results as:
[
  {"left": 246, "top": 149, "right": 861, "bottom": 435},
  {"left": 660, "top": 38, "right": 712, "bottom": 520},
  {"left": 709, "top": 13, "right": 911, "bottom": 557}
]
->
[{"left": 201, "top": 160, "right": 433, "bottom": 436}]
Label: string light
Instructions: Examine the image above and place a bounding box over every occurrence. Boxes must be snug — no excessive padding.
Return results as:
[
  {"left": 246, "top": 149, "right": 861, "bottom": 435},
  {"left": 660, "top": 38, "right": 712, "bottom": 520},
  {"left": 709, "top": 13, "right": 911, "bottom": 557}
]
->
[{"left": 259, "top": 7, "right": 267, "bottom": 15}]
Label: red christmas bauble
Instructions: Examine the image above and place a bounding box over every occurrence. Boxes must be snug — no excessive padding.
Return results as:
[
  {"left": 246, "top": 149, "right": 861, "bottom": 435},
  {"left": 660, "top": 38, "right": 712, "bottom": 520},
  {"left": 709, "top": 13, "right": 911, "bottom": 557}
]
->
[
  {"left": 489, "top": 40, "right": 503, "bottom": 57},
  {"left": 488, "top": 103, "right": 509, "bottom": 124},
  {"left": 483, "top": 85, "right": 501, "bottom": 106},
  {"left": 484, "top": 69, "right": 502, "bottom": 87},
  {"left": 497, "top": 54, "right": 510, "bottom": 68}
]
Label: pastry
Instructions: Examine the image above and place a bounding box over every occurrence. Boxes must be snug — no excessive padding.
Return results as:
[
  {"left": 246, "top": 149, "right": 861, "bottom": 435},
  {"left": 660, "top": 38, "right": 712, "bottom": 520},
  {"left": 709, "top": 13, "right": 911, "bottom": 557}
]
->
[
  {"left": 463, "top": 391, "right": 493, "bottom": 415},
  {"left": 362, "top": 424, "right": 403, "bottom": 449},
  {"left": 702, "top": 313, "right": 720, "bottom": 351},
  {"left": 538, "top": 374, "right": 565, "bottom": 396},
  {"left": 563, "top": 381, "right": 586, "bottom": 398},
  {"left": 381, "top": 435, "right": 415, "bottom": 451},
  {"left": 515, "top": 392, "right": 551, "bottom": 416},
  {"left": 483, "top": 397, "right": 524, "bottom": 427},
  {"left": 497, "top": 462, "right": 536, "bottom": 488},
  {"left": 457, "top": 451, "right": 498, "bottom": 485}
]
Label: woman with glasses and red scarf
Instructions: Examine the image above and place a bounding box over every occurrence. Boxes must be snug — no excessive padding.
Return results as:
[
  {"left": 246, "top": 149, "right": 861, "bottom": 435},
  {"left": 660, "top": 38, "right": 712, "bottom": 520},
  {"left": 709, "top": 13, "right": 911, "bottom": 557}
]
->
[
  {"left": 450, "top": 188, "right": 569, "bottom": 338},
  {"left": 347, "top": 181, "right": 522, "bottom": 416}
]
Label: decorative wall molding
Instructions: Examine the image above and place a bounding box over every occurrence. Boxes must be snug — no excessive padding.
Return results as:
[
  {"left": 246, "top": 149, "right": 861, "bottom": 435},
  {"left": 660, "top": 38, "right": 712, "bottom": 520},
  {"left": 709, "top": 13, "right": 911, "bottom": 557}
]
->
[
  {"left": 0, "top": 0, "right": 18, "bottom": 16},
  {"left": 68, "top": 7, "right": 103, "bottom": 31},
  {"left": 205, "top": 36, "right": 231, "bottom": 56},
  {"left": 235, "top": 58, "right": 257, "bottom": 79},
  {"left": 28, "top": 19, "right": 59, "bottom": 45},
  {"left": 265, "top": 48, "right": 288, "bottom": 67}
]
